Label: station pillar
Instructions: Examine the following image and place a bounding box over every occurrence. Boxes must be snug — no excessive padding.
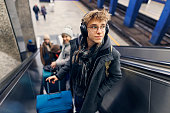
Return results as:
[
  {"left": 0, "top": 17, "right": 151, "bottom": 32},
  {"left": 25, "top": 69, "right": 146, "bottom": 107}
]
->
[
  {"left": 150, "top": 0, "right": 170, "bottom": 45},
  {"left": 97, "top": 0, "right": 104, "bottom": 8},
  {"left": 5, "top": 0, "right": 27, "bottom": 61},
  {"left": 124, "top": 0, "right": 143, "bottom": 27},
  {"left": 109, "top": 0, "right": 118, "bottom": 16}
]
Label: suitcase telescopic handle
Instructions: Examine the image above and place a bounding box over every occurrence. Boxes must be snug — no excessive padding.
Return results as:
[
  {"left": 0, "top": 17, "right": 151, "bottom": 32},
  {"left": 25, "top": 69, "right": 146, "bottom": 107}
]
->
[
  {"left": 47, "top": 80, "right": 61, "bottom": 94},
  {"left": 47, "top": 66, "right": 61, "bottom": 94}
]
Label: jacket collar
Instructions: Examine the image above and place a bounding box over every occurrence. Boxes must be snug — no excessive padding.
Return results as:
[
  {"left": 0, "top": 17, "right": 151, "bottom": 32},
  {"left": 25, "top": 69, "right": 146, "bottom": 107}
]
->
[{"left": 69, "top": 34, "right": 112, "bottom": 58}]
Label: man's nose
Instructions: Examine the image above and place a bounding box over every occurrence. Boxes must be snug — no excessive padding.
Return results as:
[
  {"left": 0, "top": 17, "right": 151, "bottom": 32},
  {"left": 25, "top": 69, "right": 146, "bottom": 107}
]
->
[{"left": 96, "top": 27, "right": 102, "bottom": 33}]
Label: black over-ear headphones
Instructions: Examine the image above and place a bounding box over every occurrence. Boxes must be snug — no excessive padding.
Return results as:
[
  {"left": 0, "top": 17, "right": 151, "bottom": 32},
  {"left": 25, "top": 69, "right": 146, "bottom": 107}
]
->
[{"left": 80, "top": 15, "right": 109, "bottom": 38}]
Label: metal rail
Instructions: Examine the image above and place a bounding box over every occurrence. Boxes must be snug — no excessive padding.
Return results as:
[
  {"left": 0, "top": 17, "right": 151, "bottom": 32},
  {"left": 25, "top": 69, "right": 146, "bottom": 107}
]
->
[{"left": 0, "top": 50, "right": 38, "bottom": 105}]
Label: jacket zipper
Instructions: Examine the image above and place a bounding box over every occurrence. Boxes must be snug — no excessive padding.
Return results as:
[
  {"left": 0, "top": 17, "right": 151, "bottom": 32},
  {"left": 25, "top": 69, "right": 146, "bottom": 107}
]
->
[{"left": 82, "top": 53, "right": 111, "bottom": 98}]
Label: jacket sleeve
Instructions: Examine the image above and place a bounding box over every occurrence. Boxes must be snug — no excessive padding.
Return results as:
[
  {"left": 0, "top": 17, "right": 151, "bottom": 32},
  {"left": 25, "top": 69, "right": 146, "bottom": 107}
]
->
[
  {"left": 40, "top": 45, "right": 45, "bottom": 66},
  {"left": 98, "top": 51, "right": 122, "bottom": 98},
  {"left": 56, "top": 45, "right": 70, "bottom": 66},
  {"left": 56, "top": 56, "right": 70, "bottom": 66},
  {"left": 56, "top": 59, "right": 71, "bottom": 80}
]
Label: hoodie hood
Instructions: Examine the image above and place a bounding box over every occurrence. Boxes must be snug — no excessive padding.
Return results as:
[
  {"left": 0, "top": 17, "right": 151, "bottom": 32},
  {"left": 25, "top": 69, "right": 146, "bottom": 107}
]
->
[
  {"left": 99, "top": 34, "right": 112, "bottom": 51},
  {"left": 70, "top": 34, "right": 111, "bottom": 54}
]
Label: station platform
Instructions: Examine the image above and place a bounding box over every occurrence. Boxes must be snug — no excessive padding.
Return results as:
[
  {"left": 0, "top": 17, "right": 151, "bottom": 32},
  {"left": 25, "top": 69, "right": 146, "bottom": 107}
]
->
[
  {"left": 80, "top": 0, "right": 169, "bottom": 46},
  {"left": 29, "top": 0, "right": 169, "bottom": 47},
  {"left": 118, "top": 0, "right": 165, "bottom": 21},
  {"left": 29, "top": 0, "right": 129, "bottom": 48}
]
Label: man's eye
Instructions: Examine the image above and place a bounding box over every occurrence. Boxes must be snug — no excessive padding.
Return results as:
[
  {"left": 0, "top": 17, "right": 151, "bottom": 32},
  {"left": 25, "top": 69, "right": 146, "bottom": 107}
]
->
[
  {"left": 91, "top": 26, "right": 97, "bottom": 29},
  {"left": 101, "top": 26, "right": 106, "bottom": 28}
]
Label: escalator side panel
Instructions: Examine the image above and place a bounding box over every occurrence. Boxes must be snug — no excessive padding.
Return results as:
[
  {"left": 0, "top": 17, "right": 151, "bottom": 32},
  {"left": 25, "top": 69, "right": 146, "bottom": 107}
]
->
[
  {"left": 101, "top": 68, "right": 150, "bottom": 113},
  {"left": 0, "top": 71, "right": 36, "bottom": 113},
  {"left": 0, "top": 53, "right": 43, "bottom": 113},
  {"left": 151, "top": 81, "right": 170, "bottom": 113},
  {"left": 115, "top": 47, "right": 170, "bottom": 63}
]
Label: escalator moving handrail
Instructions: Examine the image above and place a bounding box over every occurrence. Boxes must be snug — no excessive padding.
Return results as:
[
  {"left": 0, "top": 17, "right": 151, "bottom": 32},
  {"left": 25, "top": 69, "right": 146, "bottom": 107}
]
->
[
  {"left": 121, "top": 56, "right": 170, "bottom": 66},
  {"left": 0, "top": 50, "right": 38, "bottom": 105},
  {"left": 120, "top": 58, "right": 170, "bottom": 82}
]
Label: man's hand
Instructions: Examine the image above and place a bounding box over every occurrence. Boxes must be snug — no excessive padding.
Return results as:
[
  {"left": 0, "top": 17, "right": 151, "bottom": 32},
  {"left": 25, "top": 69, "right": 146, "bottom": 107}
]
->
[
  {"left": 51, "top": 61, "right": 57, "bottom": 68},
  {"left": 46, "top": 75, "right": 58, "bottom": 84}
]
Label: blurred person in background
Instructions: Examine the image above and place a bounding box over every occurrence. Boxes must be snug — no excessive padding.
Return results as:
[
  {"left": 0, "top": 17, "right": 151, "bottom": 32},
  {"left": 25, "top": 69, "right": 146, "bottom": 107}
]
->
[
  {"left": 33, "top": 4, "right": 40, "bottom": 21},
  {"left": 41, "top": 5, "right": 47, "bottom": 20},
  {"left": 40, "top": 34, "right": 53, "bottom": 66},
  {"left": 50, "top": 25, "right": 73, "bottom": 90},
  {"left": 50, "top": 25, "right": 73, "bottom": 69},
  {"left": 27, "top": 39, "right": 37, "bottom": 53},
  {"left": 50, "top": 44, "right": 61, "bottom": 62}
]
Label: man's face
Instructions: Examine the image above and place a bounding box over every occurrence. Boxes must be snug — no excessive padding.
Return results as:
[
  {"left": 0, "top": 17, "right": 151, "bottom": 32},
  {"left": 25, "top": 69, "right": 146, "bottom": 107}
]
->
[
  {"left": 87, "top": 19, "right": 106, "bottom": 46},
  {"left": 62, "top": 34, "right": 71, "bottom": 44}
]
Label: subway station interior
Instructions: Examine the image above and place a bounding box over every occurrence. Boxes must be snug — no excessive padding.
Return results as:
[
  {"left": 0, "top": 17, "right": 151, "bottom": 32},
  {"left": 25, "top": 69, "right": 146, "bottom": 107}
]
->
[{"left": 0, "top": 0, "right": 170, "bottom": 113}]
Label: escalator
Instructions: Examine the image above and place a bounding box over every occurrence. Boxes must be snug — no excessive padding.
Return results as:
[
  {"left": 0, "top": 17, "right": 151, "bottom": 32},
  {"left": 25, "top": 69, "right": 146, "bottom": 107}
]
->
[
  {"left": 0, "top": 47, "right": 170, "bottom": 113},
  {"left": 100, "top": 46, "right": 170, "bottom": 113},
  {"left": 0, "top": 50, "right": 43, "bottom": 113}
]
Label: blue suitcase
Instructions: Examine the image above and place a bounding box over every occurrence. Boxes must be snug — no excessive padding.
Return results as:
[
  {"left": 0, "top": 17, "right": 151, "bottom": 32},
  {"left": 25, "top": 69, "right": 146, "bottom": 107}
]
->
[
  {"left": 42, "top": 69, "right": 66, "bottom": 93},
  {"left": 37, "top": 82, "right": 73, "bottom": 113}
]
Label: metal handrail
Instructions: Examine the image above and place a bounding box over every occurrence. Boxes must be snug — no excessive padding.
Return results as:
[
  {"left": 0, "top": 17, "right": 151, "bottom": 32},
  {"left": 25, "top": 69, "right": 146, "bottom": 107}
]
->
[{"left": 0, "top": 50, "right": 38, "bottom": 105}]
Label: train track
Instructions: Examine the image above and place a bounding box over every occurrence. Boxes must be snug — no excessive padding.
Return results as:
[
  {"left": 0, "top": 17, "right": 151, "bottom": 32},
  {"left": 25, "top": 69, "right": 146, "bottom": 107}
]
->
[
  {"left": 80, "top": 0, "right": 170, "bottom": 46},
  {"left": 115, "top": 3, "right": 170, "bottom": 45}
]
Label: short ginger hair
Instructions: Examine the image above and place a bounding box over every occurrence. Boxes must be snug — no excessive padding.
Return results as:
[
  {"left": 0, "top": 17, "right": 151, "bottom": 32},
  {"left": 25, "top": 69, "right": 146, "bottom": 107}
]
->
[{"left": 82, "top": 8, "right": 111, "bottom": 26}]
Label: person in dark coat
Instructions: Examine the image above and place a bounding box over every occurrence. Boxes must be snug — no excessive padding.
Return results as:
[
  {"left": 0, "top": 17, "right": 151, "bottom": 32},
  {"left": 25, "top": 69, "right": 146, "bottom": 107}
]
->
[
  {"left": 27, "top": 39, "right": 37, "bottom": 53},
  {"left": 46, "top": 9, "right": 122, "bottom": 113},
  {"left": 40, "top": 34, "right": 53, "bottom": 66},
  {"left": 33, "top": 4, "right": 40, "bottom": 21},
  {"left": 41, "top": 5, "right": 47, "bottom": 20}
]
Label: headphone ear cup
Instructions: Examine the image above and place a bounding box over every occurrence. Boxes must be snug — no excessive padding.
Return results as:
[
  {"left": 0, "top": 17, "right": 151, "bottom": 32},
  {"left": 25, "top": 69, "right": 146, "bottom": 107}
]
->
[
  {"left": 80, "top": 23, "right": 88, "bottom": 38},
  {"left": 105, "top": 24, "right": 109, "bottom": 36}
]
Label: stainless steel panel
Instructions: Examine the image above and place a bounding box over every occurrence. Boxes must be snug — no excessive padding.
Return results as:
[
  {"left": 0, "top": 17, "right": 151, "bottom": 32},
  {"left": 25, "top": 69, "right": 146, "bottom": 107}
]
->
[
  {"left": 0, "top": 53, "right": 42, "bottom": 113},
  {"left": 115, "top": 46, "right": 170, "bottom": 63},
  {"left": 150, "top": 81, "right": 170, "bottom": 113},
  {"left": 101, "top": 68, "right": 150, "bottom": 113}
]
